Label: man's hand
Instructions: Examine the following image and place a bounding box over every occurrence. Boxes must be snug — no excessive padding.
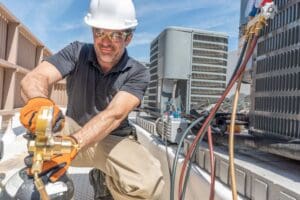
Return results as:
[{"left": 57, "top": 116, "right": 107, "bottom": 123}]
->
[
  {"left": 24, "top": 136, "right": 79, "bottom": 182},
  {"left": 20, "top": 97, "right": 65, "bottom": 133}
]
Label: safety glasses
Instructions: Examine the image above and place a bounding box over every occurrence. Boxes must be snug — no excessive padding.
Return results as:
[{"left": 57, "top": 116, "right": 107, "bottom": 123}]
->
[{"left": 93, "top": 28, "right": 131, "bottom": 42}]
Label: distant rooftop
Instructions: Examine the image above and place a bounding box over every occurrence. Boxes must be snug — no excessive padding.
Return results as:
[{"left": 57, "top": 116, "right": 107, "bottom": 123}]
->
[{"left": 164, "top": 26, "right": 228, "bottom": 38}]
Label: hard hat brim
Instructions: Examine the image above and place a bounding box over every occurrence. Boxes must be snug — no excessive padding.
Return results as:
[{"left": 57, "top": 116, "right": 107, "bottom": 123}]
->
[{"left": 84, "top": 15, "right": 138, "bottom": 30}]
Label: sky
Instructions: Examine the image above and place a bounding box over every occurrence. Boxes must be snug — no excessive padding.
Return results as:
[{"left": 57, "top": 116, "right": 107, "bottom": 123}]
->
[{"left": 1, "top": 0, "right": 241, "bottom": 62}]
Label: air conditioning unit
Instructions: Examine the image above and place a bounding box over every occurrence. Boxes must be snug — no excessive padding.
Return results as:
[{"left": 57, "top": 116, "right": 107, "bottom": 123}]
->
[{"left": 250, "top": 0, "right": 300, "bottom": 142}]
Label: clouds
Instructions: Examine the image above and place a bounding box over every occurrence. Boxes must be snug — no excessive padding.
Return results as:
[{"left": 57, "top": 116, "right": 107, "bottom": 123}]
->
[
  {"left": 130, "top": 32, "right": 157, "bottom": 47},
  {"left": 1, "top": 0, "right": 241, "bottom": 59},
  {"left": 49, "top": 22, "right": 85, "bottom": 32},
  {"left": 133, "top": 0, "right": 240, "bottom": 51},
  {"left": 2, "top": 0, "right": 79, "bottom": 44},
  {"left": 136, "top": 0, "right": 239, "bottom": 19}
]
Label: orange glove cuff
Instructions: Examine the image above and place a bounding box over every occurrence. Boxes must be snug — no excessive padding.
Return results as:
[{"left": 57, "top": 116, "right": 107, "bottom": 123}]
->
[
  {"left": 28, "top": 148, "right": 78, "bottom": 182},
  {"left": 47, "top": 147, "right": 78, "bottom": 182},
  {"left": 20, "top": 97, "right": 63, "bottom": 133}
]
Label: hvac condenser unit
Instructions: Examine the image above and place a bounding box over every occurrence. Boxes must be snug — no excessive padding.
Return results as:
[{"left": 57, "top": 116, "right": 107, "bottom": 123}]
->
[
  {"left": 250, "top": 0, "right": 300, "bottom": 141},
  {"left": 144, "top": 27, "right": 228, "bottom": 114}
]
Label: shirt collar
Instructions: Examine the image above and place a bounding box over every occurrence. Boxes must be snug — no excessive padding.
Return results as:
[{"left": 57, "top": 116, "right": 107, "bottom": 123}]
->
[{"left": 88, "top": 46, "right": 131, "bottom": 74}]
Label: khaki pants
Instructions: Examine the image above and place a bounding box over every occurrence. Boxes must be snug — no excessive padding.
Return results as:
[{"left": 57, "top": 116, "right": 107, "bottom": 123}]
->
[{"left": 61, "top": 117, "right": 165, "bottom": 200}]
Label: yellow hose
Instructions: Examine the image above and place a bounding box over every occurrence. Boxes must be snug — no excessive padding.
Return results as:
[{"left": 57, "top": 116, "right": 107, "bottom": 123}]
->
[
  {"left": 34, "top": 173, "right": 50, "bottom": 200},
  {"left": 229, "top": 73, "right": 244, "bottom": 200}
]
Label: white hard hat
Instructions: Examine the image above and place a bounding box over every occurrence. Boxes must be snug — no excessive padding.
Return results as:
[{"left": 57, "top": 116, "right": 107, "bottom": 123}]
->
[{"left": 84, "top": 0, "right": 138, "bottom": 30}]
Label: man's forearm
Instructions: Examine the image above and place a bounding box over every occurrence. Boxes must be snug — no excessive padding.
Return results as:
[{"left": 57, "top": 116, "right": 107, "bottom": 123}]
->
[
  {"left": 71, "top": 91, "right": 140, "bottom": 148},
  {"left": 72, "top": 108, "right": 125, "bottom": 148},
  {"left": 21, "top": 73, "right": 49, "bottom": 102},
  {"left": 20, "top": 61, "right": 63, "bottom": 102}
]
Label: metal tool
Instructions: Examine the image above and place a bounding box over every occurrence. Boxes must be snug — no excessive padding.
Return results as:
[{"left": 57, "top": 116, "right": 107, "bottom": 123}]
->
[{"left": 27, "top": 106, "right": 77, "bottom": 200}]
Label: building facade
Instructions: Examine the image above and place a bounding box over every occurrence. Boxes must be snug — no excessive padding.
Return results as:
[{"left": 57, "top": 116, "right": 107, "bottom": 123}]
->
[
  {"left": 0, "top": 3, "right": 67, "bottom": 130},
  {"left": 144, "top": 27, "right": 228, "bottom": 114}
]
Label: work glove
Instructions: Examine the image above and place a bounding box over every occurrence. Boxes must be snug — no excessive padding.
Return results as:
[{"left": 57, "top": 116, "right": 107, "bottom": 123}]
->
[
  {"left": 24, "top": 136, "right": 79, "bottom": 182},
  {"left": 20, "top": 97, "right": 65, "bottom": 133}
]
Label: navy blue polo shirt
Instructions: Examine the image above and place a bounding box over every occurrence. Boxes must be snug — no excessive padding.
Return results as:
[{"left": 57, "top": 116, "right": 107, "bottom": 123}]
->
[{"left": 45, "top": 41, "right": 150, "bottom": 135}]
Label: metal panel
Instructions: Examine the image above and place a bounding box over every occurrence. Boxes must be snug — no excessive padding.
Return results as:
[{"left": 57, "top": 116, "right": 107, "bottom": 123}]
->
[
  {"left": 279, "top": 192, "right": 297, "bottom": 200},
  {"left": 204, "top": 150, "right": 211, "bottom": 173},
  {"left": 1, "top": 69, "right": 15, "bottom": 109},
  {"left": 240, "top": 0, "right": 249, "bottom": 26},
  {"left": 0, "top": 16, "right": 7, "bottom": 59},
  {"left": 14, "top": 72, "right": 25, "bottom": 108},
  {"left": 196, "top": 148, "right": 205, "bottom": 168},
  {"left": 17, "top": 33, "right": 36, "bottom": 70},
  {"left": 161, "top": 28, "right": 191, "bottom": 80},
  {"left": 51, "top": 82, "right": 68, "bottom": 106},
  {"left": 252, "top": 178, "right": 268, "bottom": 200},
  {"left": 0, "top": 68, "right": 3, "bottom": 109},
  {"left": 236, "top": 168, "right": 247, "bottom": 196},
  {"left": 219, "top": 160, "right": 229, "bottom": 184}
]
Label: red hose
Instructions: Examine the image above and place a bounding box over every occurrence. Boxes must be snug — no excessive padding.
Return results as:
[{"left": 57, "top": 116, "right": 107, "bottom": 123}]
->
[
  {"left": 178, "top": 36, "right": 258, "bottom": 199},
  {"left": 260, "top": 0, "right": 273, "bottom": 7}
]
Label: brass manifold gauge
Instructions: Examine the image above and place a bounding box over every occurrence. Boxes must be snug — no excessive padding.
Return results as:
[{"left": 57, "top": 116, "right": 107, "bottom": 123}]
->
[
  {"left": 244, "top": 2, "right": 277, "bottom": 37},
  {"left": 27, "top": 106, "right": 75, "bottom": 200}
]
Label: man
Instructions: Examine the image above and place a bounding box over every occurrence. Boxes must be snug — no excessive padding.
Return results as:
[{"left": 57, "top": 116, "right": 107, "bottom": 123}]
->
[{"left": 19, "top": 0, "right": 165, "bottom": 199}]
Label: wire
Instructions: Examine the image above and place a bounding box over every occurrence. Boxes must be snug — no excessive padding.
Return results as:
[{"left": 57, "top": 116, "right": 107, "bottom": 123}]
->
[
  {"left": 227, "top": 39, "right": 248, "bottom": 86},
  {"left": 181, "top": 126, "right": 215, "bottom": 200},
  {"left": 178, "top": 37, "right": 252, "bottom": 199},
  {"left": 178, "top": 36, "right": 258, "bottom": 199},
  {"left": 172, "top": 80, "right": 178, "bottom": 111},
  {"left": 181, "top": 127, "right": 206, "bottom": 200},
  {"left": 229, "top": 72, "right": 244, "bottom": 200},
  {"left": 171, "top": 38, "right": 248, "bottom": 200},
  {"left": 183, "top": 41, "right": 248, "bottom": 200},
  {"left": 170, "top": 115, "right": 207, "bottom": 200},
  {"left": 155, "top": 117, "right": 172, "bottom": 177},
  {"left": 164, "top": 126, "right": 172, "bottom": 178}
]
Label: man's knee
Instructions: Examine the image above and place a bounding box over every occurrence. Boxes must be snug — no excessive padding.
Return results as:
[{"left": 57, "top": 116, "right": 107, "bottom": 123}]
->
[
  {"left": 105, "top": 138, "right": 165, "bottom": 199},
  {"left": 136, "top": 172, "right": 165, "bottom": 199},
  {"left": 106, "top": 167, "right": 165, "bottom": 199}
]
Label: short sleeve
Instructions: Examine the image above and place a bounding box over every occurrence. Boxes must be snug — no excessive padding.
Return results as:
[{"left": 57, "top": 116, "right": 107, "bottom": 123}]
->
[
  {"left": 44, "top": 41, "right": 82, "bottom": 77},
  {"left": 120, "top": 64, "right": 150, "bottom": 102}
]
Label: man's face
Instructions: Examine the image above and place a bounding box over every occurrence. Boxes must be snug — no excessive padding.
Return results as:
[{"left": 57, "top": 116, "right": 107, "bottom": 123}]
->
[{"left": 92, "top": 28, "right": 132, "bottom": 69}]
